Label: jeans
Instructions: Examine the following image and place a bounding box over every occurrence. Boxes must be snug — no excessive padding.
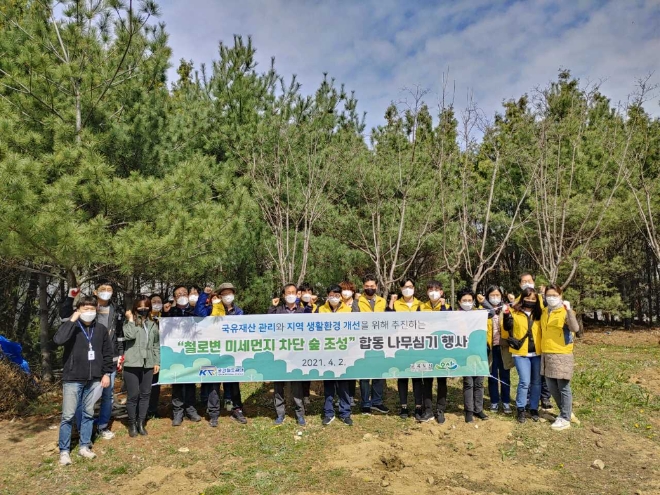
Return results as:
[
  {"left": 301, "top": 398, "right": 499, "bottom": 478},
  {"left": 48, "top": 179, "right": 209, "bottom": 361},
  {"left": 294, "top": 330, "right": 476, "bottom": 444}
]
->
[
  {"left": 488, "top": 346, "right": 511, "bottom": 405},
  {"left": 124, "top": 367, "right": 154, "bottom": 424},
  {"left": 514, "top": 355, "right": 542, "bottom": 410},
  {"left": 359, "top": 379, "right": 384, "bottom": 407},
  {"left": 436, "top": 377, "right": 447, "bottom": 413},
  {"left": 527, "top": 374, "right": 551, "bottom": 404},
  {"left": 60, "top": 380, "right": 100, "bottom": 452},
  {"left": 274, "top": 382, "right": 304, "bottom": 418},
  {"left": 546, "top": 377, "right": 572, "bottom": 420},
  {"left": 323, "top": 381, "right": 351, "bottom": 419},
  {"left": 463, "top": 376, "right": 484, "bottom": 414},
  {"left": 75, "top": 369, "right": 115, "bottom": 431}
]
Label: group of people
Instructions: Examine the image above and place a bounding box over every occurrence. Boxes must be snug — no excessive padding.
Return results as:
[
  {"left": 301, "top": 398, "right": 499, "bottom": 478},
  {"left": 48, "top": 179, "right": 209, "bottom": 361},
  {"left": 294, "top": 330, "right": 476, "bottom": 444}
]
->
[{"left": 54, "top": 273, "right": 578, "bottom": 466}]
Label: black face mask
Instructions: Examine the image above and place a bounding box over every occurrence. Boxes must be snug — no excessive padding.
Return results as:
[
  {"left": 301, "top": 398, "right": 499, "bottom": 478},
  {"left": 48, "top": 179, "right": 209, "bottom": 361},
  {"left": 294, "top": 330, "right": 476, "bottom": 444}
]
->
[
  {"left": 363, "top": 288, "right": 377, "bottom": 297},
  {"left": 137, "top": 308, "right": 150, "bottom": 317},
  {"left": 522, "top": 300, "right": 536, "bottom": 309}
]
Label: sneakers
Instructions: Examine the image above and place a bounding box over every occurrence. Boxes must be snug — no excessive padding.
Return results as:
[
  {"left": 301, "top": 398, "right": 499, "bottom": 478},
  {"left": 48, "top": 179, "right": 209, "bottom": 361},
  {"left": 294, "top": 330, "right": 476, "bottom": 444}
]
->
[
  {"left": 517, "top": 408, "right": 526, "bottom": 423},
  {"left": 98, "top": 428, "right": 115, "bottom": 440},
  {"left": 231, "top": 408, "right": 248, "bottom": 424},
  {"left": 465, "top": 412, "right": 474, "bottom": 423},
  {"left": 59, "top": 451, "right": 72, "bottom": 466},
  {"left": 503, "top": 403, "right": 512, "bottom": 415},
  {"left": 322, "top": 416, "right": 335, "bottom": 426},
  {"left": 551, "top": 417, "right": 571, "bottom": 431},
  {"left": 297, "top": 416, "right": 306, "bottom": 427},
  {"left": 361, "top": 407, "right": 372, "bottom": 415},
  {"left": 209, "top": 417, "right": 218, "bottom": 428},
  {"left": 341, "top": 417, "right": 353, "bottom": 426},
  {"left": 187, "top": 412, "right": 202, "bottom": 422},
  {"left": 490, "top": 403, "right": 499, "bottom": 413},
  {"left": 417, "top": 410, "right": 434, "bottom": 423},
  {"left": 399, "top": 406, "right": 409, "bottom": 419},
  {"left": 475, "top": 411, "right": 489, "bottom": 421},
  {"left": 372, "top": 404, "right": 390, "bottom": 414},
  {"left": 274, "top": 416, "right": 285, "bottom": 426},
  {"left": 78, "top": 446, "right": 96, "bottom": 459},
  {"left": 435, "top": 411, "right": 446, "bottom": 424},
  {"left": 530, "top": 409, "right": 540, "bottom": 422},
  {"left": 541, "top": 400, "right": 553, "bottom": 410}
]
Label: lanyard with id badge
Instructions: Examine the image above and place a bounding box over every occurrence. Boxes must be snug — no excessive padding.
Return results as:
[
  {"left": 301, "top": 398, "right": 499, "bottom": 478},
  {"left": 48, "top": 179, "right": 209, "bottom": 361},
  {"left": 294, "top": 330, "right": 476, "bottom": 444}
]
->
[{"left": 78, "top": 321, "right": 96, "bottom": 360}]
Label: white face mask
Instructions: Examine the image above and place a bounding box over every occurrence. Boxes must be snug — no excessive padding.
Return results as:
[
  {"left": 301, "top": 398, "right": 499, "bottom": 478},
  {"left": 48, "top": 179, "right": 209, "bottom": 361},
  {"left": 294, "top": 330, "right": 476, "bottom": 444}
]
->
[
  {"left": 151, "top": 303, "right": 163, "bottom": 312},
  {"left": 401, "top": 287, "right": 414, "bottom": 298},
  {"left": 460, "top": 301, "right": 474, "bottom": 311},
  {"left": 328, "top": 296, "right": 341, "bottom": 306},
  {"left": 341, "top": 290, "right": 353, "bottom": 299},
  {"left": 176, "top": 296, "right": 189, "bottom": 306},
  {"left": 284, "top": 294, "right": 298, "bottom": 304},
  {"left": 97, "top": 291, "right": 112, "bottom": 301},
  {"left": 222, "top": 294, "right": 235, "bottom": 305},
  {"left": 521, "top": 282, "right": 535, "bottom": 290},
  {"left": 188, "top": 294, "right": 199, "bottom": 303},
  {"left": 301, "top": 294, "right": 312, "bottom": 303},
  {"left": 211, "top": 298, "right": 221, "bottom": 305},
  {"left": 546, "top": 296, "right": 562, "bottom": 309},
  {"left": 428, "top": 291, "right": 441, "bottom": 301},
  {"left": 80, "top": 311, "right": 97, "bottom": 323},
  {"left": 489, "top": 297, "right": 502, "bottom": 306}
]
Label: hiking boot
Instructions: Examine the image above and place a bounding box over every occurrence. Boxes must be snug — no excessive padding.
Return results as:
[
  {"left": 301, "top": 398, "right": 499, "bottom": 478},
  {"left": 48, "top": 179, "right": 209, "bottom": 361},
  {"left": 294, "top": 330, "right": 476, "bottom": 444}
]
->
[
  {"left": 341, "top": 417, "right": 353, "bottom": 426},
  {"left": 435, "top": 411, "right": 446, "bottom": 424},
  {"left": 530, "top": 409, "right": 540, "bottom": 422},
  {"left": 231, "top": 408, "right": 248, "bottom": 424},
  {"left": 59, "top": 451, "right": 72, "bottom": 466},
  {"left": 128, "top": 421, "right": 138, "bottom": 438},
  {"left": 517, "top": 408, "right": 526, "bottom": 424},
  {"left": 476, "top": 411, "right": 489, "bottom": 421},
  {"left": 322, "top": 416, "right": 335, "bottom": 426},
  {"left": 78, "top": 447, "right": 96, "bottom": 459},
  {"left": 399, "top": 406, "right": 409, "bottom": 419}
]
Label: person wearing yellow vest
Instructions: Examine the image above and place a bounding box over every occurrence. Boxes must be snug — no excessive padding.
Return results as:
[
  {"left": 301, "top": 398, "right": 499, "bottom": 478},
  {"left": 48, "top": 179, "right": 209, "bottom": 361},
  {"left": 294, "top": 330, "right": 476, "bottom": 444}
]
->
[
  {"left": 503, "top": 287, "right": 543, "bottom": 423},
  {"left": 358, "top": 274, "right": 389, "bottom": 415},
  {"left": 541, "top": 285, "right": 579, "bottom": 431},
  {"left": 339, "top": 280, "right": 360, "bottom": 406},
  {"left": 482, "top": 285, "right": 514, "bottom": 415},
  {"left": 387, "top": 279, "right": 432, "bottom": 422},
  {"left": 317, "top": 285, "right": 355, "bottom": 426},
  {"left": 420, "top": 280, "right": 451, "bottom": 424},
  {"left": 298, "top": 283, "right": 317, "bottom": 406},
  {"left": 457, "top": 288, "right": 489, "bottom": 423}
]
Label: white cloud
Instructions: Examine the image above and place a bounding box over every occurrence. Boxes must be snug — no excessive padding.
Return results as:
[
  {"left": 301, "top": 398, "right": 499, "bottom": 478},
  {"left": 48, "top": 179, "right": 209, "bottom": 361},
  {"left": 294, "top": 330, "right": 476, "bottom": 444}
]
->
[{"left": 158, "top": 0, "right": 660, "bottom": 134}]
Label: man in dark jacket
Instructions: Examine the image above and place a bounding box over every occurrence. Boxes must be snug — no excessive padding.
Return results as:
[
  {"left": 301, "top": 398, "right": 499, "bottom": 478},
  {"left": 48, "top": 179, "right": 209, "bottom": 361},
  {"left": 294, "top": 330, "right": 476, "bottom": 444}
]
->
[
  {"left": 268, "top": 283, "right": 306, "bottom": 426},
  {"left": 54, "top": 295, "right": 114, "bottom": 466},
  {"left": 60, "top": 281, "right": 123, "bottom": 440},
  {"left": 162, "top": 285, "right": 202, "bottom": 426}
]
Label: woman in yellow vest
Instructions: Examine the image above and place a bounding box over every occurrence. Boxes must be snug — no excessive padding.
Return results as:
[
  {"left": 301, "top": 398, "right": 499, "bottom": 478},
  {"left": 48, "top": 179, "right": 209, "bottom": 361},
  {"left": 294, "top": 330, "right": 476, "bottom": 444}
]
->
[
  {"left": 317, "top": 285, "right": 355, "bottom": 426},
  {"left": 387, "top": 279, "right": 432, "bottom": 422},
  {"left": 502, "top": 287, "right": 542, "bottom": 423},
  {"left": 541, "top": 285, "right": 579, "bottom": 431}
]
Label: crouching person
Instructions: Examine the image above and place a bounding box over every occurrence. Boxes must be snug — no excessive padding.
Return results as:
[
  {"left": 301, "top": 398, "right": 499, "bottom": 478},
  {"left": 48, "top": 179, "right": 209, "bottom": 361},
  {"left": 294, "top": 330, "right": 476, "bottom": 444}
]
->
[{"left": 54, "top": 295, "right": 114, "bottom": 466}]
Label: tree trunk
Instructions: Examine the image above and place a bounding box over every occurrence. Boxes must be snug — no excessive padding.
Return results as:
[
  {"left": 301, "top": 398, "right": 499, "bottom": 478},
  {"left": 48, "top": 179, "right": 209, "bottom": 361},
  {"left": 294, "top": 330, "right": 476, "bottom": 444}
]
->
[
  {"left": 16, "top": 272, "right": 39, "bottom": 345},
  {"left": 450, "top": 275, "right": 455, "bottom": 310},
  {"left": 39, "top": 274, "right": 53, "bottom": 382}
]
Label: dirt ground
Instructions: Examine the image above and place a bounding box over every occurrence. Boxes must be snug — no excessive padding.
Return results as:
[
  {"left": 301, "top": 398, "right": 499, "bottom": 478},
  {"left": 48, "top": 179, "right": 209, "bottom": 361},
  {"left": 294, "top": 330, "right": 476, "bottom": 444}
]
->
[{"left": 1, "top": 328, "right": 659, "bottom": 495}]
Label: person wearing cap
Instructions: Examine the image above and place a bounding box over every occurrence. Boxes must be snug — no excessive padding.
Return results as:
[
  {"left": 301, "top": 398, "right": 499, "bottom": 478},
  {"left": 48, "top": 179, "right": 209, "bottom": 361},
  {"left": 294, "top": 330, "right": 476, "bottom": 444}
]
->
[
  {"left": 204, "top": 283, "right": 248, "bottom": 426},
  {"left": 316, "top": 285, "right": 354, "bottom": 426}
]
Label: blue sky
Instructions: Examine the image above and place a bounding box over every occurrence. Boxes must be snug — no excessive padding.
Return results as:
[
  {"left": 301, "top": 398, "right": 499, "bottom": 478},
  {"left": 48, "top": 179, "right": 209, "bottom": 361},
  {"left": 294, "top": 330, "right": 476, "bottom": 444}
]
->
[{"left": 158, "top": 0, "right": 660, "bottom": 134}]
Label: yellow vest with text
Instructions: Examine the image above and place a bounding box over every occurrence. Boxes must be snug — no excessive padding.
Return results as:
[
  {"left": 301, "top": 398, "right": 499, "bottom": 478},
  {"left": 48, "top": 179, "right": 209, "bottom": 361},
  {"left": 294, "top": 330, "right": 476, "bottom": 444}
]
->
[
  {"left": 393, "top": 297, "right": 422, "bottom": 312},
  {"left": 540, "top": 307, "right": 574, "bottom": 354},
  {"left": 509, "top": 309, "right": 542, "bottom": 356},
  {"left": 420, "top": 301, "right": 452, "bottom": 311},
  {"left": 318, "top": 301, "right": 353, "bottom": 313},
  {"left": 358, "top": 295, "right": 387, "bottom": 313}
]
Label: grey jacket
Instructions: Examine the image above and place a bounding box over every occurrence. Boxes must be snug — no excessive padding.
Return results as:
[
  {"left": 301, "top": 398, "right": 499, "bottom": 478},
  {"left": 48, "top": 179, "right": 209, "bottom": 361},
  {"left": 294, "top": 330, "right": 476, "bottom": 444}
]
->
[{"left": 122, "top": 319, "right": 160, "bottom": 369}]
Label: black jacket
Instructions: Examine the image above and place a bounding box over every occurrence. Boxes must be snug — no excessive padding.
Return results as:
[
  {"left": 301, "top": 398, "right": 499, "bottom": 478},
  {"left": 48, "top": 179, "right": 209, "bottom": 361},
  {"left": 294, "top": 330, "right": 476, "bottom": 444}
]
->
[
  {"left": 267, "top": 304, "right": 305, "bottom": 315},
  {"left": 60, "top": 297, "right": 124, "bottom": 360},
  {"left": 161, "top": 305, "right": 196, "bottom": 317},
  {"left": 53, "top": 319, "right": 114, "bottom": 381}
]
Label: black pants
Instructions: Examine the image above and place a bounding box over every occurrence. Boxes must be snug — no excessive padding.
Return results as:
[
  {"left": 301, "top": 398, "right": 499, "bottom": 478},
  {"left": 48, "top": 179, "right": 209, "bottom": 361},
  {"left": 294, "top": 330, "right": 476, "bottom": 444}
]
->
[
  {"left": 206, "top": 382, "right": 244, "bottom": 419},
  {"left": 463, "top": 376, "right": 484, "bottom": 414},
  {"left": 302, "top": 381, "right": 311, "bottom": 398},
  {"left": 436, "top": 377, "right": 447, "bottom": 413},
  {"left": 172, "top": 384, "right": 197, "bottom": 418},
  {"left": 124, "top": 367, "right": 154, "bottom": 423},
  {"left": 148, "top": 372, "right": 160, "bottom": 415},
  {"left": 348, "top": 380, "right": 356, "bottom": 399}
]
